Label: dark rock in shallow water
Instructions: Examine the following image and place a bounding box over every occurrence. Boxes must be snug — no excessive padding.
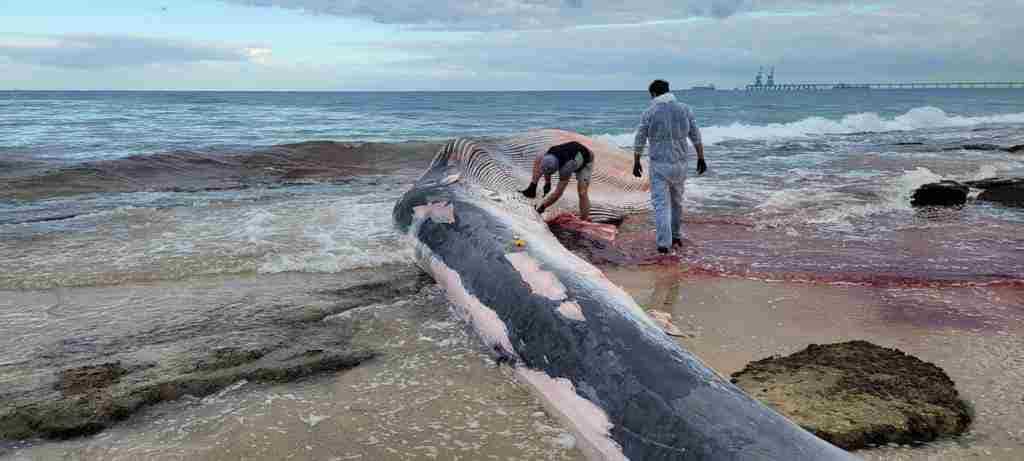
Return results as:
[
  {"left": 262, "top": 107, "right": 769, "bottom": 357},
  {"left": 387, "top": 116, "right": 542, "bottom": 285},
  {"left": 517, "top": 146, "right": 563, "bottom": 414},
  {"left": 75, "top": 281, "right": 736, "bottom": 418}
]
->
[
  {"left": 731, "top": 341, "right": 972, "bottom": 451},
  {"left": 911, "top": 180, "right": 968, "bottom": 207},
  {"left": 964, "top": 177, "right": 1024, "bottom": 189},
  {"left": 960, "top": 143, "right": 1004, "bottom": 151},
  {"left": 975, "top": 179, "right": 1024, "bottom": 207},
  {"left": 944, "top": 143, "right": 1024, "bottom": 153},
  {"left": 966, "top": 177, "right": 1024, "bottom": 207},
  {"left": 1, "top": 349, "right": 375, "bottom": 440}
]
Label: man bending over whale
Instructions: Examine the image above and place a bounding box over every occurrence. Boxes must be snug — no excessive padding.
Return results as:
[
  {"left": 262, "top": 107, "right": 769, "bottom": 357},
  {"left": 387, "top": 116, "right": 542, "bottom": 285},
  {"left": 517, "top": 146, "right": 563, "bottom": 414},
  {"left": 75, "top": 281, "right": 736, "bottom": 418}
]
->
[{"left": 520, "top": 141, "right": 593, "bottom": 221}]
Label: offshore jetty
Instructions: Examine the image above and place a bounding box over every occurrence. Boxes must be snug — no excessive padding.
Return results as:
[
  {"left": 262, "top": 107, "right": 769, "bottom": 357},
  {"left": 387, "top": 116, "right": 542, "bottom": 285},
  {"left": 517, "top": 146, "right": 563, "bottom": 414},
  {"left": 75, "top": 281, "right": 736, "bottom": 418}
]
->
[
  {"left": 744, "top": 67, "right": 1024, "bottom": 91},
  {"left": 393, "top": 130, "right": 857, "bottom": 460}
]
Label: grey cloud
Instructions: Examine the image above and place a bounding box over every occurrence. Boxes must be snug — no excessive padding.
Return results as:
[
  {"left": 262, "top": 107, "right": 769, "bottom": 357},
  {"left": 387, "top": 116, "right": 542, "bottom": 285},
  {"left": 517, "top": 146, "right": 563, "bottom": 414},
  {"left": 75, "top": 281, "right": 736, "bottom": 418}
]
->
[
  {"left": 0, "top": 35, "right": 264, "bottom": 69},
  {"left": 227, "top": 0, "right": 836, "bottom": 29},
  {"left": 8, "top": 0, "right": 1020, "bottom": 91},
  {"left": 334, "top": 0, "right": 1024, "bottom": 88}
]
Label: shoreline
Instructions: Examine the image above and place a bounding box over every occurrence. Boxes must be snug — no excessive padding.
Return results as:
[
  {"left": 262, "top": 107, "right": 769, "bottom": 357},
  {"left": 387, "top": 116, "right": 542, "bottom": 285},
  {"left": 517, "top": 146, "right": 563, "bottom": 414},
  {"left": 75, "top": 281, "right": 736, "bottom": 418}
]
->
[
  {"left": 602, "top": 266, "right": 1024, "bottom": 460},
  {"left": 4, "top": 263, "right": 1020, "bottom": 460}
]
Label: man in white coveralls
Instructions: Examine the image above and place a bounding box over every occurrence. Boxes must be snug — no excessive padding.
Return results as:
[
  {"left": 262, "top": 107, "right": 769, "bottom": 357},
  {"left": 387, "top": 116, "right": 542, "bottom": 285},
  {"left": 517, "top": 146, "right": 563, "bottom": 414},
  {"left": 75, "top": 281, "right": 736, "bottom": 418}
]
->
[{"left": 633, "top": 79, "right": 707, "bottom": 254}]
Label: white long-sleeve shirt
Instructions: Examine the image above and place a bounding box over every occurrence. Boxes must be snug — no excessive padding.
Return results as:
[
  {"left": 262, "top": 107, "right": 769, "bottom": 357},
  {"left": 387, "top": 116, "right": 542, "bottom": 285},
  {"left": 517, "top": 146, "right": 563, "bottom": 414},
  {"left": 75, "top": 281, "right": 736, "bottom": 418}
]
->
[{"left": 634, "top": 93, "right": 702, "bottom": 166}]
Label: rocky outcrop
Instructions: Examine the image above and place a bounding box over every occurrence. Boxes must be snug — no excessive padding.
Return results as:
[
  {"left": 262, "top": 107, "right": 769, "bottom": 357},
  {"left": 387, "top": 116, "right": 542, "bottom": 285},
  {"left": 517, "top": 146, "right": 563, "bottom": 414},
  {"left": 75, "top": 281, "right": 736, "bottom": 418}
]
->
[
  {"left": 0, "top": 269, "right": 433, "bottom": 441},
  {"left": 911, "top": 180, "right": 969, "bottom": 207},
  {"left": 0, "top": 349, "right": 374, "bottom": 440},
  {"left": 965, "top": 177, "right": 1023, "bottom": 189},
  {"left": 946, "top": 143, "right": 1024, "bottom": 153},
  {"left": 966, "top": 177, "right": 1024, "bottom": 207},
  {"left": 731, "top": 341, "right": 972, "bottom": 451},
  {"left": 977, "top": 184, "right": 1024, "bottom": 207},
  {"left": 960, "top": 143, "right": 1004, "bottom": 151}
]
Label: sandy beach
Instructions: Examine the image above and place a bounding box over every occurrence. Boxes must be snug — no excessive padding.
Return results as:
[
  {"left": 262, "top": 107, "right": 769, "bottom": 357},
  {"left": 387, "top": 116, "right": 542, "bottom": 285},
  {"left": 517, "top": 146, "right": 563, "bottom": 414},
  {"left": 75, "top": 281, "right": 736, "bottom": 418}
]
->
[{"left": 604, "top": 264, "right": 1024, "bottom": 460}]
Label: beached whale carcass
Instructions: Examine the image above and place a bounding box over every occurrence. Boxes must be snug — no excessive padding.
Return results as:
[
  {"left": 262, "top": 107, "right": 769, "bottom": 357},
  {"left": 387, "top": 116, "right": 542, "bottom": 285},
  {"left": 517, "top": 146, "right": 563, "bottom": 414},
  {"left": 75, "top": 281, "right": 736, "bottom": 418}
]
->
[{"left": 394, "top": 130, "right": 857, "bottom": 460}]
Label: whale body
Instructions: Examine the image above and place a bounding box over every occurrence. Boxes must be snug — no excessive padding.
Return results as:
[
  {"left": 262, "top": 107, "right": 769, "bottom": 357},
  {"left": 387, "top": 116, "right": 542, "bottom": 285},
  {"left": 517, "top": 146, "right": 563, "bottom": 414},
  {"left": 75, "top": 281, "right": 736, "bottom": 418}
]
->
[{"left": 394, "top": 130, "right": 857, "bottom": 460}]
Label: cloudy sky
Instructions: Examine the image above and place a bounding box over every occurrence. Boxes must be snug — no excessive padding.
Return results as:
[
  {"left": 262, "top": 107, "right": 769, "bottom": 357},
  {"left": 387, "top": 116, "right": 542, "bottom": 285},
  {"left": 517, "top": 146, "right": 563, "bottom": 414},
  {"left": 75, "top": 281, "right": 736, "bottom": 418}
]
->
[{"left": 2, "top": 0, "right": 1021, "bottom": 90}]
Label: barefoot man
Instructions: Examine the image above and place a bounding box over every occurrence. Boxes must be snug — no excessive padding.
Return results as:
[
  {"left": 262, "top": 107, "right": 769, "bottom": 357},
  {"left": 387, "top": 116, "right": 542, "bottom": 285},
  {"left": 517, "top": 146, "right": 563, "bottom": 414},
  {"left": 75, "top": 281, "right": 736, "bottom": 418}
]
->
[
  {"left": 520, "top": 140, "right": 593, "bottom": 221},
  {"left": 633, "top": 79, "right": 707, "bottom": 254}
]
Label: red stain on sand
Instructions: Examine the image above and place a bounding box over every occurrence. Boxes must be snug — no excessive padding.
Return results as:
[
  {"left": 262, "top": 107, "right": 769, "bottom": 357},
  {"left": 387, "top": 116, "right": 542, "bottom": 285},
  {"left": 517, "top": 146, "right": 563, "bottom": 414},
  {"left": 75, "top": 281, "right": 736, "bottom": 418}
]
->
[
  {"left": 551, "top": 213, "right": 1024, "bottom": 289},
  {"left": 551, "top": 213, "right": 1024, "bottom": 334}
]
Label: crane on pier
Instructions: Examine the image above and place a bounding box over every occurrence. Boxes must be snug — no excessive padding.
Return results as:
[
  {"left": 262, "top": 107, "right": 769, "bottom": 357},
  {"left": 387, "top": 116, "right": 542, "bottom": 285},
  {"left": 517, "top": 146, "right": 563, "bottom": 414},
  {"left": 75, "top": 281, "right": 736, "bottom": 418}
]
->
[{"left": 744, "top": 67, "right": 1024, "bottom": 90}]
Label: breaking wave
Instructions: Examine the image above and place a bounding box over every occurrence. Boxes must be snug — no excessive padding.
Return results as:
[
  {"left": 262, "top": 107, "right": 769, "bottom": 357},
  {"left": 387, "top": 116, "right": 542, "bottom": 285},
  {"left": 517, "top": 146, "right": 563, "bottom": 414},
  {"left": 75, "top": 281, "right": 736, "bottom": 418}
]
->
[{"left": 597, "top": 106, "right": 1024, "bottom": 147}]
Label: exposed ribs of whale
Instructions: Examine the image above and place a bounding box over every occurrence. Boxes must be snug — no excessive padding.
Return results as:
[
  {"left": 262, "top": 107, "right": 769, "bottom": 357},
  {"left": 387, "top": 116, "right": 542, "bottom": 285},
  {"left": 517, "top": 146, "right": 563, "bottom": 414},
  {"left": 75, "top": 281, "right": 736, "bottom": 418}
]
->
[
  {"left": 395, "top": 130, "right": 857, "bottom": 460},
  {"left": 424, "top": 130, "right": 651, "bottom": 223}
]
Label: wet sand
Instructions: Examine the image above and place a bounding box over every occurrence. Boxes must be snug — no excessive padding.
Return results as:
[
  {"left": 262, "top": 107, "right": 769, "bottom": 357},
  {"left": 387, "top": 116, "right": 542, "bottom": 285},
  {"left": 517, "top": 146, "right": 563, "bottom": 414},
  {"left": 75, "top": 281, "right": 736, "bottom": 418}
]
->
[
  {"left": 1, "top": 276, "right": 582, "bottom": 461},
  {"left": 6, "top": 265, "right": 1020, "bottom": 460},
  {"left": 604, "top": 266, "right": 1024, "bottom": 460}
]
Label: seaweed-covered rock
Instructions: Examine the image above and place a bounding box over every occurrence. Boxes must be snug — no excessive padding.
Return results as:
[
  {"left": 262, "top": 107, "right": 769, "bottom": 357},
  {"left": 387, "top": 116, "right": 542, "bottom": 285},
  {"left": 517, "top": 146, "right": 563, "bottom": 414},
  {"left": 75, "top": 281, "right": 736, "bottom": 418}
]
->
[
  {"left": 0, "top": 268, "right": 433, "bottom": 441},
  {"left": 731, "top": 341, "right": 972, "bottom": 450},
  {"left": 0, "top": 349, "right": 374, "bottom": 440},
  {"left": 911, "top": 180, "right": 968, "bottom": 207}
]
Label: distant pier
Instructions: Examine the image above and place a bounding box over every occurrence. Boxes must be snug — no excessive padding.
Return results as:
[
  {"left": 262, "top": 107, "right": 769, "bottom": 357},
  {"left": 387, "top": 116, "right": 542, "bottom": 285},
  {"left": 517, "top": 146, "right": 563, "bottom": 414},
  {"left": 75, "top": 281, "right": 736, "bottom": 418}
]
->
[
  {"left": 742, "top": 67, "right": 1023, "bottom": 91},
  {"left": 745, "top": 81, "right": 1024, "bottom": 91}
]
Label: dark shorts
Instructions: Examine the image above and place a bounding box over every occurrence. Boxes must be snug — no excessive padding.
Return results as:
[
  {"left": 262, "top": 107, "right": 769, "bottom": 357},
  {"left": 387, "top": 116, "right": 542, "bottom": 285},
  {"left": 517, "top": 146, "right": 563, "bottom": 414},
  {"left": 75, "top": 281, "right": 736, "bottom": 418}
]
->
[{"left": 560, "top": 153, "right": 592, "bottom": 184}]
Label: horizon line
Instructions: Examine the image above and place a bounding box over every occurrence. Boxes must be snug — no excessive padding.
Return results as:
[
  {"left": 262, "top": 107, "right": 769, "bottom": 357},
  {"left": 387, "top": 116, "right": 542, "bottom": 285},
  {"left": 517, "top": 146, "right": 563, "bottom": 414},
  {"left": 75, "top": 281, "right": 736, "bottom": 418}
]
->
[{"left": 0, "top": 88, "right": 755, "bottom": 93}]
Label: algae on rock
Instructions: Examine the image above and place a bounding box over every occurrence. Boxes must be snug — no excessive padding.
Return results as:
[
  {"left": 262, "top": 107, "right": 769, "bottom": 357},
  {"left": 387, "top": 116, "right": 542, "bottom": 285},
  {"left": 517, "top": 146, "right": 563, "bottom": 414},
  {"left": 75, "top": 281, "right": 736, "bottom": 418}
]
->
[{"left": 731, "top": 340, "right": 972, "bottom": 450}]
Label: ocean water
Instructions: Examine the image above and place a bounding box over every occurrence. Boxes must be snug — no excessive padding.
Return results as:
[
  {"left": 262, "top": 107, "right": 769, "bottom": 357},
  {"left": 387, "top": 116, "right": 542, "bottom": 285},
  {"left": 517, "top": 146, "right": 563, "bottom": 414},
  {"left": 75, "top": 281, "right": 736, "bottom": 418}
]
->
[
  {"left": 4, "top": 89, "right": 1024, "bottom": 160},
  {"left": 3, "top": 89, "right": 1024, "bottom": 459},
  {"left": 3, "top": 89, "right": 1024, "bottom": 284}
]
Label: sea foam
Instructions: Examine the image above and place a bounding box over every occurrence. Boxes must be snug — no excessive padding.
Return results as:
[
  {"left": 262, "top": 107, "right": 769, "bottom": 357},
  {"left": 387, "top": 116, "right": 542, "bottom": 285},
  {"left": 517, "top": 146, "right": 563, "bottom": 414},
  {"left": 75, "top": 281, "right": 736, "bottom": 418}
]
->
[
  {"left": 254, "top": 196, "right": 412, "bottom": 275},
  {"left": 597, "top": 106, "right": 1024, "bottom": 148}
]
